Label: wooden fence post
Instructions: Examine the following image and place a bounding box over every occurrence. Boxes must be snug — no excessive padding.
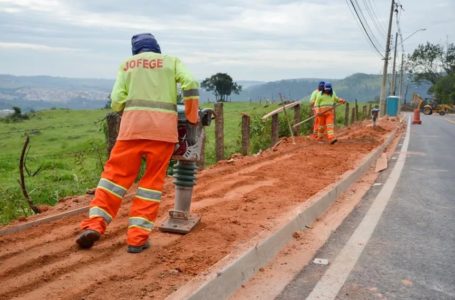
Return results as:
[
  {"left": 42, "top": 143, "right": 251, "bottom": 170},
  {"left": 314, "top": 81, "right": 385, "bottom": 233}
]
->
[
  {"left": 355, "top": 99, "right": 359, "bottom": 121},
  {"left": 271, "top": 114, "right": 279, "bottom": 145},
  {"left": 214, "top": 102, "right": 224, "bottom": 161},
  {"left": 351, "top": 107, "right": 356, "bottom": 125},
  {"left": 344, "top": 102, "right": 350, "bottom": 127},
  {"left": 196, "top": 132, "right": 206, "bottom": 170},
  {"left": 241, "top": 114, "right": 250, "bottom": 156},
  {"left": 362, "top": 105, "right": 367, "bottom": 120},
  {"left": 106, "top": 112, "right": 121, "bottom": 157},
  {"left": 293, "top": 104, "right": 301, "bottom": 135},
  {"left": 368, "top": 103, "right": 372, "bottom": 117}
]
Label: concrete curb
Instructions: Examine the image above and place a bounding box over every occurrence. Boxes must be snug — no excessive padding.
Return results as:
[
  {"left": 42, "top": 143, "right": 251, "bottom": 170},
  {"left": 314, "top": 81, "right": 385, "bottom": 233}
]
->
[{"left": 166, "top": 128, "right": 399, "bottom": 300}]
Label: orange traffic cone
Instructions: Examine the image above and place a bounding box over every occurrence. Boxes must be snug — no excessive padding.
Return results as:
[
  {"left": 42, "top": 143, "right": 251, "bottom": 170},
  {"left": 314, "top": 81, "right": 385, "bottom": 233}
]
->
[{"left": 412, "top": 108, "right": 422, "bottom": 125}]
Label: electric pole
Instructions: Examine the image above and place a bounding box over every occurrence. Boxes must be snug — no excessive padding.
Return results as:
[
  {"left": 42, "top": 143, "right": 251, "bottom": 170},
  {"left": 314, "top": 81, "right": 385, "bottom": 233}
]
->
[
  {"left": 379, "top": 0, "right": 395, "bottom": 116},
  {"left": 391, "top": 32, "right": 398, "bottom": 95},
  {"left": 399, "top": 53, "right": 405, "bottom": 103}
]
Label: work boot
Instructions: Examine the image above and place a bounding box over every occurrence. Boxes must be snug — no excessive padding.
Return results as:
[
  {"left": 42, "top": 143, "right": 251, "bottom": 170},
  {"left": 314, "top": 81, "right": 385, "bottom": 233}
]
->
[
  {"left": 127, "top": 241, "right": 150, "bottom": 254},
  {"left": 76, "top": 229, "right": 100, "bottom": 249},
  {"left": 329, "top": 138, "right": 338, "bottom": 145}
]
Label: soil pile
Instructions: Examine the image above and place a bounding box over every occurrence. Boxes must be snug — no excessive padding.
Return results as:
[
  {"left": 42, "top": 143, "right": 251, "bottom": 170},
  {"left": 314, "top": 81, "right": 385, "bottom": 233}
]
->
[{"left": 0, "top": 119, "right": 398, "bottom": 300}]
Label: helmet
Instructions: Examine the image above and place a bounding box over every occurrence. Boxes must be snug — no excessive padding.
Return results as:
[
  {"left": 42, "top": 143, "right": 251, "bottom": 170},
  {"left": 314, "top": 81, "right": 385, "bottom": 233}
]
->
[
  {"left": 324, "top": 82, "right": 332, "bottom": 91},
  {"left": 131, "top": 33, "right": 161, "bottom": 55},
  {"left": 318, "top": 81, "right": 325, "bottom": 91}
]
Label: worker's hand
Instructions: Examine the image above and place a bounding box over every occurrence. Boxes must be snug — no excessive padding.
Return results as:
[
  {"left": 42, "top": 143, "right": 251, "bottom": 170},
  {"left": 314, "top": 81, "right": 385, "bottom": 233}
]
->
[{"left": 338, "top": 98, "right": 346, "bottom": 104}]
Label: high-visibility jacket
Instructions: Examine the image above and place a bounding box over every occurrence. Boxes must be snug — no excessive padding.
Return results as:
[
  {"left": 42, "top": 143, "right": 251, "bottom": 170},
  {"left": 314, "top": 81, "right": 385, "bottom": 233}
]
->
[
  {"left": 309, "top": 89, "right": 320, "bottom": 106},
  {"left": 110, "top": 52, "right": 199, "bottom": 143},
  {"left": 315, "top": 92, "right": 341, "bottom": 108},
  {"left": 310, "top": 90, "right": 337, "bottom": 105}
]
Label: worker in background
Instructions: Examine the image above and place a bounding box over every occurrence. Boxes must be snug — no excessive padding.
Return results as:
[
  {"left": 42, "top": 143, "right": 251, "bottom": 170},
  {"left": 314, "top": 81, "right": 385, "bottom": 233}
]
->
[
  {"left": 371, "top": 105, "right": 380, "bottom": 128},
  {"left": 309, "top": 81, "right": 325, "bottom": 139},
  {"left": 76, "top": 33, "right": 199, "bottom": 253},
  {"left": 314, "top": 82, "right": 345, "bottom": 144}
]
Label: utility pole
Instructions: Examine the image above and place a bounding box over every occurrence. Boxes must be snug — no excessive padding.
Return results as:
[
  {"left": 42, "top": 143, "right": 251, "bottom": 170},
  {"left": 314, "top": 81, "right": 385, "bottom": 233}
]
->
[
  {"left": 391, "top": 32, "right": 398, "bottom": 95},
  {"left": 399, "top": 53, "right": 405, "bottom": 103},
  {"left": 379, "top": 0, "right": 395, "bottom": 116}
]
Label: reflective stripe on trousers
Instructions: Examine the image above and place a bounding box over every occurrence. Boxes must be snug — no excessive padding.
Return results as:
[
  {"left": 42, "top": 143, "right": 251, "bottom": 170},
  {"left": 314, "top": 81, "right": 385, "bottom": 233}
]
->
[
  {"left": 135, "top": 187, "right": 161, "bottom": 202},
  {"left": 97, "top": 178, "right": 127, "bottom": 199},
  {"left": 89, "top": 206, "right": 113, "bottom": 224},
  {"left": 128, "top": 217, "right": 154, "bottom": 232}
]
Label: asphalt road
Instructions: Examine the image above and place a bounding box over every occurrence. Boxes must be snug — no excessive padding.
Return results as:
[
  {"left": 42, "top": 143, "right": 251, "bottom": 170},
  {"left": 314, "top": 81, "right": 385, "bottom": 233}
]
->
[{"left": 277, "top": 114, "right": 455, "bottom": 300}]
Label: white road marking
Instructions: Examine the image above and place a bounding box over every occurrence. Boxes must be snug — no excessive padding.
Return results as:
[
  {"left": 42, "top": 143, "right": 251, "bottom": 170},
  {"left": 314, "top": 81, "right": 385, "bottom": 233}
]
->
[{"left": 306, "top": 116, "right": 411, "bottom": 300}]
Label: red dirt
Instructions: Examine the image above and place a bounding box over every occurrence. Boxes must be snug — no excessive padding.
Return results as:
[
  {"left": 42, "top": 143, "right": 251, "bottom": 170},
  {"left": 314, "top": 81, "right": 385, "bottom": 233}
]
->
[{"left": 0, "top": 119, "right": 399, "bottom": 300}]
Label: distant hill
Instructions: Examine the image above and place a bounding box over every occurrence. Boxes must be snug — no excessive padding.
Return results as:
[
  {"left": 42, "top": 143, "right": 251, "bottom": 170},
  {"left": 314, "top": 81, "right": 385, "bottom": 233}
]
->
[
  {"left": 0, "top": 74, "right": 113, "bottom": 111},
  {"left": 230, "top": 73, "right": 432, "bottom": 104},
  {"left": 0, "top": 73, "right": 431, "bottom": 111}
]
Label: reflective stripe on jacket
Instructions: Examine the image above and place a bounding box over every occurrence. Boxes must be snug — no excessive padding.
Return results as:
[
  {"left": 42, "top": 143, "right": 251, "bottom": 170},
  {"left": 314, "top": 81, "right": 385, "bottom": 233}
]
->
[
  {"left": 111, "top": 52, "right": 199, "bottom": 142},
  {"left": 315, "top": 92, "right": 341, "bottom": 108}
]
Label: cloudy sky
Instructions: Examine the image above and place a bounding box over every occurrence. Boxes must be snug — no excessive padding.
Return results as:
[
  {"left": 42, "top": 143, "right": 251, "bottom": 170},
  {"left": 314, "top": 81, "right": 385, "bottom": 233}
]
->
[{"left": 0, "top": 0, "right": 453, "bottom": 81}]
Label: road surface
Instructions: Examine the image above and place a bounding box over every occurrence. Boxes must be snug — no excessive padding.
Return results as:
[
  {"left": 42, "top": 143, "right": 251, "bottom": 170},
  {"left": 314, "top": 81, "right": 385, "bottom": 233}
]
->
[{"left": 278, "top": 114, "right": 455, "bottom": 299}]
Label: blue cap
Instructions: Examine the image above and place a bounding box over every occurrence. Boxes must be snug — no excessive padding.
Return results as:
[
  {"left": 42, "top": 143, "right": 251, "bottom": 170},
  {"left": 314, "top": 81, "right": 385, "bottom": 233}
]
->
[
  {"left": 318, "top": 81, "right": 325, "bottom": 90},
  {"left": 324, "top": 82, "right": 332, "bottom": 90},
  {"left": 131, "top": 33, "right": 161, "bottom": 55}
]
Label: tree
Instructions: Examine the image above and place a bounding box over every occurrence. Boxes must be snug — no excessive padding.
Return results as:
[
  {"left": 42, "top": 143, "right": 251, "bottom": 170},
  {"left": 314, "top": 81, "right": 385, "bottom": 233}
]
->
[
  {"left": 12, "top": 106, "right": 22, "bottom": 117},
  {"left": 407, "top": 42, "right": 455, "bottom": 104},
  {"left": 3, "top": 106, "right": 29, "bottom": 122},
  {"left": 201, "top": 73, "right": 242, "bottom": 102},
  {"left": 407, "top": 42, "right": 455, "bottom": 85},
  {"left": 432, "top": 73, "right": 455, "bottom": 104}
]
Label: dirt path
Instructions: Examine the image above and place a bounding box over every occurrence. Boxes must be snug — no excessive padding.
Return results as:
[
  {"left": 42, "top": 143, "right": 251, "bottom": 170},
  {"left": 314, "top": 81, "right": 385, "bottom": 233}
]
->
[{"left": 0, "top": 119, "right": 400, "bottom": 300}]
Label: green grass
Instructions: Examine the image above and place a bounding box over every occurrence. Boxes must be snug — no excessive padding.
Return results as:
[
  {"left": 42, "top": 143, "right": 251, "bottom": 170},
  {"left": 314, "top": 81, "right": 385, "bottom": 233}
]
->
[
  {"left": 201, "top": 101, "right": 286, "bottom": 164},
  {"left": 0, "top": 101, "right": 375, "bottom": 224},
  {"left": 0, "top": 108, "right": 107, "bottom": 224}
]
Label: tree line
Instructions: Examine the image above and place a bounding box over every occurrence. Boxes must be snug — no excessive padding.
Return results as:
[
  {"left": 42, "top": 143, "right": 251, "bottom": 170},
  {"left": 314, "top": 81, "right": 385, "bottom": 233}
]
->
[{"left": 407, "top": 41, "right": 455, "bottom": 104}]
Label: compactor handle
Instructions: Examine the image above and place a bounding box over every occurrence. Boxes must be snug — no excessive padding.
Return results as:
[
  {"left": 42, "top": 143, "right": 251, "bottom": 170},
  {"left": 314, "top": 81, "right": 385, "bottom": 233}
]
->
[{"left": 200, "top": 108, "right": 216, "bottom": 126}]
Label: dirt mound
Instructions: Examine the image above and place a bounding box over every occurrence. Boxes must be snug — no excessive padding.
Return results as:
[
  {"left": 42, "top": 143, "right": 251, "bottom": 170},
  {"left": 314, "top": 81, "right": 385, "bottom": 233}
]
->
[{"left": 0, "top": 118, "right": 399, "bottom": 300}]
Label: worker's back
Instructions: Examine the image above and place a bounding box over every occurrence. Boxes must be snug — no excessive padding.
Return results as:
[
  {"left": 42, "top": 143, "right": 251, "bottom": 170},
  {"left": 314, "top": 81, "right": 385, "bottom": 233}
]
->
[{"left": 111, "top": 52, "right": 199, "bottom": 143}]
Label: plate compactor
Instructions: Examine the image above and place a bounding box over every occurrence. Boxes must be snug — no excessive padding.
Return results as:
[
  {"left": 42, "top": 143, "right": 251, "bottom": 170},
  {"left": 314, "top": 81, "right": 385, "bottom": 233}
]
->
[{"left": 158, "top": 104, "right": 215, "bottom": 234}]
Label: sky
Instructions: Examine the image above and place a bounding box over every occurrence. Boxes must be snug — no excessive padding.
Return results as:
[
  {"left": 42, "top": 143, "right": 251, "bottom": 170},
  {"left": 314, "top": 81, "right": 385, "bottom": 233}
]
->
[{"left": 0, "top": 0, "right": 453, "bottom": 82}]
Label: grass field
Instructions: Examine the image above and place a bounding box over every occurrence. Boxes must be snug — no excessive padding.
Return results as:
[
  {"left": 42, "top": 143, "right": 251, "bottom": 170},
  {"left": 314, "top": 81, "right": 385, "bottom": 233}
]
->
[
  {"left": 0, "top": 101, "right": 372, "bottom": 224},
  {"left": 0, "top": 109, "right": 108, "bottom": 223}
]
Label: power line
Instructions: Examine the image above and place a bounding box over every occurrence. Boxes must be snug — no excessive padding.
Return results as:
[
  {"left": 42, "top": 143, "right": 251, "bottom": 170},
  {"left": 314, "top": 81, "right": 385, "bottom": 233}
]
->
[
  {"left": 395, "top": 8, "right": 405, "bottom": 53},
  {"left": 346, "top": 0, "right": 385, "bottom": 58},
  {"left": 363, "top": 0, "right": 387, "bottom": 37},
  {"left": 353, "top": 0, "right": 385, "bottom": 51}
]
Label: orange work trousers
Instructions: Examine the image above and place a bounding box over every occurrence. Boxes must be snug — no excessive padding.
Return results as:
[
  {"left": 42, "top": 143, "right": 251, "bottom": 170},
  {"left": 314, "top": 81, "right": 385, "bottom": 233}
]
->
[
  {"left": 316, "top": 107, "right": 335, "bottom": 141},
  {"left": 80, "top": 139, "right": 174, "bottom": 246},
  {"left": 312, "top": 107, "right": 319, "bottom": 137}
]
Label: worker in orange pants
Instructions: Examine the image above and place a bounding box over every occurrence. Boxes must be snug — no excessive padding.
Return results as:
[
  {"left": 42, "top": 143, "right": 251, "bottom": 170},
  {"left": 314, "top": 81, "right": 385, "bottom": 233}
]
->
[
  {"left": 315, "top": 82, "right": 345, "bottom": 144},
  {"left": 79, "top": 140, "right": 174, "bottom": 248},
  {"left": 77, "top": 33, "right": 199, "bottom": 253},
  {"left": 316, "top": 107, "right": 336, "bottom": 141},
  {"left": 309, "top": 81, "right": 325, "bottom": 139}
]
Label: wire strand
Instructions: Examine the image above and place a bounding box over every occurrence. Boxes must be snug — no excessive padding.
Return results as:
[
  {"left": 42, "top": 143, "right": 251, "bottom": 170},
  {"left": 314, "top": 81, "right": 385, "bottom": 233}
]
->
[{"left": 346, "top": 0, "right": 385, "bottom": 58}]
